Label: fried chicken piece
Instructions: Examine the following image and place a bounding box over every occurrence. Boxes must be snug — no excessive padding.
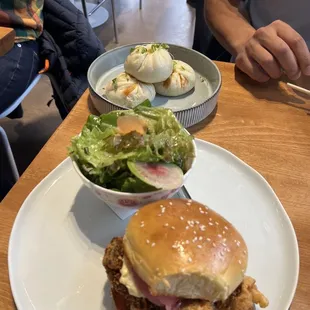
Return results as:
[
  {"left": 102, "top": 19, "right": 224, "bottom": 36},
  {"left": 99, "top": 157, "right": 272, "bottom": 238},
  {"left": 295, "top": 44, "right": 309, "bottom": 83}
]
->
[
  {"left": 180, "top": 299, "right": 213, "bottom": 310},
  {"left": 103, "top": 237, "right": 162, "bottom": 310},
  {"left": 216, "top": 276, "right": 269, "bottom": 310}
]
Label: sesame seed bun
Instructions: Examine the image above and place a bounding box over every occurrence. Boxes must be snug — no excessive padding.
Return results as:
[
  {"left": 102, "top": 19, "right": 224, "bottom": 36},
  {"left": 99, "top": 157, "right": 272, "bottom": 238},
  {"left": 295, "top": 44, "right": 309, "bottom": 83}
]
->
[{"left": 123, "top": 199, "right": 248, "bottom": 302}]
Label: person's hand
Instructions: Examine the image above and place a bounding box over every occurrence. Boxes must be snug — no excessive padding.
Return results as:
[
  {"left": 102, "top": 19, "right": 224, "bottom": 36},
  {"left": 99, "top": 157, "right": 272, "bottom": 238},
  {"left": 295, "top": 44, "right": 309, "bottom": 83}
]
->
[{"left": 235, "top": 20, "right": 310, "bottom": 82}]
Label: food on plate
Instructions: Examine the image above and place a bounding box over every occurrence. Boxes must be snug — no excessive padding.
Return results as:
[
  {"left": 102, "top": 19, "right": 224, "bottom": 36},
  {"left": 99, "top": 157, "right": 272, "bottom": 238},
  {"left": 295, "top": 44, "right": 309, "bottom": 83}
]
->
[
  {"left": 69, "top": 107, "right": 195, "bottom": 193},
  {"left": 124, "top": 43, "right": 173, "bottom": 83},
  {"left": 103, "top": 72, "right": 156, "bottom": 108},
  {"left": 103, "top": 199, "right": 269, "bottom": 310},
  {"left": 155, "top": 60, "right": 196, "bottom": 97}
]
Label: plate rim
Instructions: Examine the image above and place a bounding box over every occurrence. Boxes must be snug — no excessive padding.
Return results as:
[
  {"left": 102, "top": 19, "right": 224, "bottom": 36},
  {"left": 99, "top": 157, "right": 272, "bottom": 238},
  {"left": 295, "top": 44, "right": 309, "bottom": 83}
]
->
[
  {"left": 8, "top": 139, "right": 299, "bottom": 310},
  {"left": 87, "top": 42, "right": 222, "bottom": 113}
]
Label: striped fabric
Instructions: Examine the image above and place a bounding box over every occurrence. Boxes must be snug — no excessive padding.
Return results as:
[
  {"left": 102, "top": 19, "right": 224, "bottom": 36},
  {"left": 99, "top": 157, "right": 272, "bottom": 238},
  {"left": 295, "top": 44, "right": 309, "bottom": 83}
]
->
[{"left": 0, "top": 0, "right": 44, "bottom": 42}]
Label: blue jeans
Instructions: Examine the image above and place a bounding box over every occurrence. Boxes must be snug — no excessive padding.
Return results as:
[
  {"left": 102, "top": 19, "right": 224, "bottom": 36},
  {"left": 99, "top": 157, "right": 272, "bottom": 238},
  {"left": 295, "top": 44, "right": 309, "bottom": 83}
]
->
[{"left": 0, "top": 40, "right": 41, "bottom": 118}]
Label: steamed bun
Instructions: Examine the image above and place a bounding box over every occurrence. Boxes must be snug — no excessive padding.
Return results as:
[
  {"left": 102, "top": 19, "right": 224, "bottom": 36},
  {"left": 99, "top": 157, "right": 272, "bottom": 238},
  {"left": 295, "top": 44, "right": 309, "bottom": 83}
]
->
[
  {"left": 124, "top": 44, "right": 173, "bottom": 83},
  {"left": 103, "top": 72, "right": 155, "bottom": 108},
  {"left": 154, "top": 60, "right": 196, "bottom": 96}
]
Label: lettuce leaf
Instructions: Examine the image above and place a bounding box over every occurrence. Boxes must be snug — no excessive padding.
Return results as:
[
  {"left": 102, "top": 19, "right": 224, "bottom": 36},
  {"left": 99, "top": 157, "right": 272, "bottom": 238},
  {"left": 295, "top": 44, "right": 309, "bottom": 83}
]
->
[{"left": 69, "top": 107, "right": 194, "bottom": 192}]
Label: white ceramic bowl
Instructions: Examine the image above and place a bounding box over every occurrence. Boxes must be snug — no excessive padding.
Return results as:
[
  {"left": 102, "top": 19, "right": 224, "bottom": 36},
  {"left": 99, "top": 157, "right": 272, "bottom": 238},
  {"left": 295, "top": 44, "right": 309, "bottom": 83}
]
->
[
  {"left": 87, "top": 43, "right": 222, "bottom": 128},
  {"left": 72, "top": 139, "right": 197, "bottom": 209}
]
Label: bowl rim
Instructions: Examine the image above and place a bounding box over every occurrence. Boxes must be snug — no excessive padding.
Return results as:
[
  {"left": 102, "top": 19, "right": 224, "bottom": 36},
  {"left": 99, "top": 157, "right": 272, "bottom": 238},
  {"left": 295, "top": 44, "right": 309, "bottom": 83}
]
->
[
  {"left": 72, "top": 134, "right": 197, "bottom": 197},
  {"left": 87, "top": 42, "right": 222, "bottom": 113}
]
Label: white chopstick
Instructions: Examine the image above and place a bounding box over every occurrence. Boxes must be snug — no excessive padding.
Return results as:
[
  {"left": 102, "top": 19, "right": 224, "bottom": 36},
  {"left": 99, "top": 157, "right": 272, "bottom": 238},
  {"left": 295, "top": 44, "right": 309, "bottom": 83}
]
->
[{"left": 287, "top": 83, "right": 310, "bottom": 96}]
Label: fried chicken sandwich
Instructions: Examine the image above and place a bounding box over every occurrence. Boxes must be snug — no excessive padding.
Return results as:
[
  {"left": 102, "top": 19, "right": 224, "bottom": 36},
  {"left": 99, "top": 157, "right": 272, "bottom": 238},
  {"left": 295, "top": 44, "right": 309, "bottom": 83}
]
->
[{"left": 103, "top": 199, "right": 269, "bottom": 309}]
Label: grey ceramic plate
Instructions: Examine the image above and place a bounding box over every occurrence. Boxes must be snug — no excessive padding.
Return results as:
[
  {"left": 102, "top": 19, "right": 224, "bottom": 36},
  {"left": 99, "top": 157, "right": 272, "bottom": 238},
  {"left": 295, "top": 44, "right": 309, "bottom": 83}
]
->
[{"left": 87, "top": 43, "right": 222, "bottom": 128}]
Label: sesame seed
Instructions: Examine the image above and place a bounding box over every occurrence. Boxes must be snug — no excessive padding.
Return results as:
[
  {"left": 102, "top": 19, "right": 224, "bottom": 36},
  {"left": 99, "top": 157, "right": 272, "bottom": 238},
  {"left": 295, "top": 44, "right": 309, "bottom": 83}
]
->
[
  {"left": 140, "top": 223, "right": 144, "bottom": 227},
  {"left": 135, "top": 212, "right": 139, "bottom": 216},
  {"left": 188, "top": 257, "right": 192, "bottom": 263},
  {"left": 223, "top": 231, "right": 225, "bottom": 234},
  {"left": 151, "top": 243, "right": 156, "bottom": 247},
  {"left": 209, "top": 218, "right": 212, "bottom": 221},
  {"left": 243, "top": 250, "right": 247, "bottom": 254},
  {"left": 185, "top": 226, "right": 189, "bottom": 230},
  {"left": 223, "top": 238, "right": 227, "bottom": 242},
  {"left": 204, "top": 205, "right": 209, "bottom": 210},
  {"left": 164, "top": 223, "right": 169, "bottom": 227},
  {"left": 199, "top": 236, "right": 203, "bottom": 241},
  {"left": 215, "top": 221, "right": 219, "bottom": 225},
  {"left": 146, "top": 240, "right": 150, "bottom": 244},
  {"left": 186, "top": 202, "right": 191, "bottom": 206},
  {"left": 180, "top": 216, "right": 184, "bottom": 220},
  {"left": 219, "top": 251, "right": 224, "bottom": 257},
  {"left": 185, "top": 240, "right": 190, "bottom": 244},
  {"left": 172, "top": 244, "right": 178, "bottom": 248},
  {"left": 212, "top": 242, "right": 216, "bottom": 247},
  {"left": 224, "top": 226, "right": 228, "bottom": 230},
  {"left": 171, "top": 226, "right": 175, "bottom": 230},
  {"left": 169, "top": 202, "right": 173, "bottom": 205},
  {"left": 206, "top": 238, "right": 211, "bottom": 242},
  {"left": 181, "top": 241, "right": 185, "bottom": 245},
  {"left": 197, "top": 245, "right": 202, "bottom": 249},
  {"left": 236, "top": 241, "right": 241, "bottom": 247},
  {"left": 218, "top": 234, "right": 222, "bottom": 238},
  {"left": 227, "top": 248, "right": 231, "bottom": 252},
  {"left": 200, "top": 210, "right": 205, "bottom": 214},
  {"left": 208, "top": 222, "right": 214, "bottom": 226},
  {"left": 221, "top": 243, "right": 227, "bottom": 247},
  {"left": 193, "top": 237, "right": 198, "bottom": 242},
  {"left": 193, "top": 231, "right": 197, "bottom": 235},
  {"left": 238, "top": 260, "right": 242, "bottom": 265},
  {"left": 157, "top": 214, "right": 162, "bottom": 217},
  {"left": 187, "top": 199, "right": 192, "bottom": 203},
  {"left": 160, "top": 205, "right": 164, "bottom": 208},
  {"left": 200, "top": 225, "right": 206, "bottom": 231},
  {"left": 195, "top": 220, "right": 200, "bottom": 224},
  {"left": 161, "top": 208, "right": 165, "bottom": 213},
  {"left": 156, "top": 267, "right": 159, "bottom": 271}
]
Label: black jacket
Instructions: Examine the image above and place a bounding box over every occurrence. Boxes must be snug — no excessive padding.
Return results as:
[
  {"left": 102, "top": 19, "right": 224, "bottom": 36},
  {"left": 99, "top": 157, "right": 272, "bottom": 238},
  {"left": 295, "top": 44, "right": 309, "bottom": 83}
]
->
[{"left": 39, "top": 0, "right": 105, "bottom": 118}]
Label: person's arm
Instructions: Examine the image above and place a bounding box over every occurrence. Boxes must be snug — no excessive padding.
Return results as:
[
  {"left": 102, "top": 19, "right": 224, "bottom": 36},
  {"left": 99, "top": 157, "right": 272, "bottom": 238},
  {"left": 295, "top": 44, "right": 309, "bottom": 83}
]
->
[
  {"left": 205, "top": 0, "right": 254, "bottom": 56},
  {"left": 204, "top": 0, "right": 310, "bottom": 82}
]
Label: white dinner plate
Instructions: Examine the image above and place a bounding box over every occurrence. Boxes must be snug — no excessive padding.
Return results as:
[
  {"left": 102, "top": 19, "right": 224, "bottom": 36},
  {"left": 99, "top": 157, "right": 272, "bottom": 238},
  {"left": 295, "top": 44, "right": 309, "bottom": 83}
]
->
[{"left": 8, "top": 140, "right": 299, "bottom": 310}]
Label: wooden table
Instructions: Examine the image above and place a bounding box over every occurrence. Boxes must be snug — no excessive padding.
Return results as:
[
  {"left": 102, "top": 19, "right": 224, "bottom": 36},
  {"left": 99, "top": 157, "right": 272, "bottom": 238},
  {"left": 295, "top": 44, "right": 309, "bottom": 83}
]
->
[
  {"left": 0, "top": 27, "right": 15, "bottom": 56},
  {"left": 1, "top": 62, "right": 310, "bottom": 309}
]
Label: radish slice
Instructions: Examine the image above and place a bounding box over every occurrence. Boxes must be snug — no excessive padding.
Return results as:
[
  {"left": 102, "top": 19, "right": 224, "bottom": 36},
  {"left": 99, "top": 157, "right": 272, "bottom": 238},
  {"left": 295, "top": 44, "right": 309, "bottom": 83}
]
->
[{"left": 127, "top": 162, "right": 184, "bottom": 190}]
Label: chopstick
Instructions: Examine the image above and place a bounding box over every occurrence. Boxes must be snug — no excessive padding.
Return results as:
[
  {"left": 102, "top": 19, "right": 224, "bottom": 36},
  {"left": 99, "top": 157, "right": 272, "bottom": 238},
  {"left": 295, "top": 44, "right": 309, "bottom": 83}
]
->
[
  {"left": 287, "top": 83, "right": 310, "bottom": 96},
  {"left": 181, "top": 186, "right": 192, "bottom": 199}
]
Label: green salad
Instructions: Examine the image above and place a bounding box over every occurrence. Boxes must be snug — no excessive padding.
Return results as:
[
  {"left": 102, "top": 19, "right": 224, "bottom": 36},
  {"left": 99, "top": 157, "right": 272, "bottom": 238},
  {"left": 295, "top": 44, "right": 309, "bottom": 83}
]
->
[{"left": 69, "top": 106, "right": 195, "bottom": 193}]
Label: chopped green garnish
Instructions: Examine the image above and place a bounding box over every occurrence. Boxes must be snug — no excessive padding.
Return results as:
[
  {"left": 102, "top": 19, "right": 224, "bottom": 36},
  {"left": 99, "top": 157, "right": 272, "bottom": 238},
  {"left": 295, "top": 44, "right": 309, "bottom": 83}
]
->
[
  {"left": 181, "top": 66, "right": 186, "bottom": 71},
  {"left": 112, "top": 78, "right": 117, "bottom": 90},
  {"left": 130, "top": 47, "right": 135, "bottom": 53},
  {"left": 150, "top": 43, "right": 169, "bottom": 53}
]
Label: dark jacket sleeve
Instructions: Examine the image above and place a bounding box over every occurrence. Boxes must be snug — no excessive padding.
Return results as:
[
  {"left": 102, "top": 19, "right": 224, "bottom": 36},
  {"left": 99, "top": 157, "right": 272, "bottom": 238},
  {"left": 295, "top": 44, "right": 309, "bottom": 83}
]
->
[{"left": 42, "top": 0, "right": 105, "bottom": 74}]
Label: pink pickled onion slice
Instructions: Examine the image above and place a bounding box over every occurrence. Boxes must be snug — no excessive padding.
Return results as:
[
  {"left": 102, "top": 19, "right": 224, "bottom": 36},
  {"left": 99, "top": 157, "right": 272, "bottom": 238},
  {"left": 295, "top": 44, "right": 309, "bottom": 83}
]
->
[{"left": 131, "top": 267, "right": 179, "bottom": 309}]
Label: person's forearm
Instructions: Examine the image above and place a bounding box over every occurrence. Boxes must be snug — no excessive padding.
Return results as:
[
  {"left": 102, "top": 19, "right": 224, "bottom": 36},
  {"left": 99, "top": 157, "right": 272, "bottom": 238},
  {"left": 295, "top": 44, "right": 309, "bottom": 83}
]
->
[{"left": 204, "top": 0, "right": 255, "bottom": 56}]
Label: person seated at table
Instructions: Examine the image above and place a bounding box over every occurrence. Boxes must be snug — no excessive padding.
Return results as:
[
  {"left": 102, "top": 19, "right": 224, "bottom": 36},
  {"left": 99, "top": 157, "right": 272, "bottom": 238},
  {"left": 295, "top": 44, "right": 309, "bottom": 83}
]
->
[
  {"left": 205, "top": 0, "right": 310, "bottom": 82},
  {"left": 0, "top": 0, "right": 43, "bottom": 118}
]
